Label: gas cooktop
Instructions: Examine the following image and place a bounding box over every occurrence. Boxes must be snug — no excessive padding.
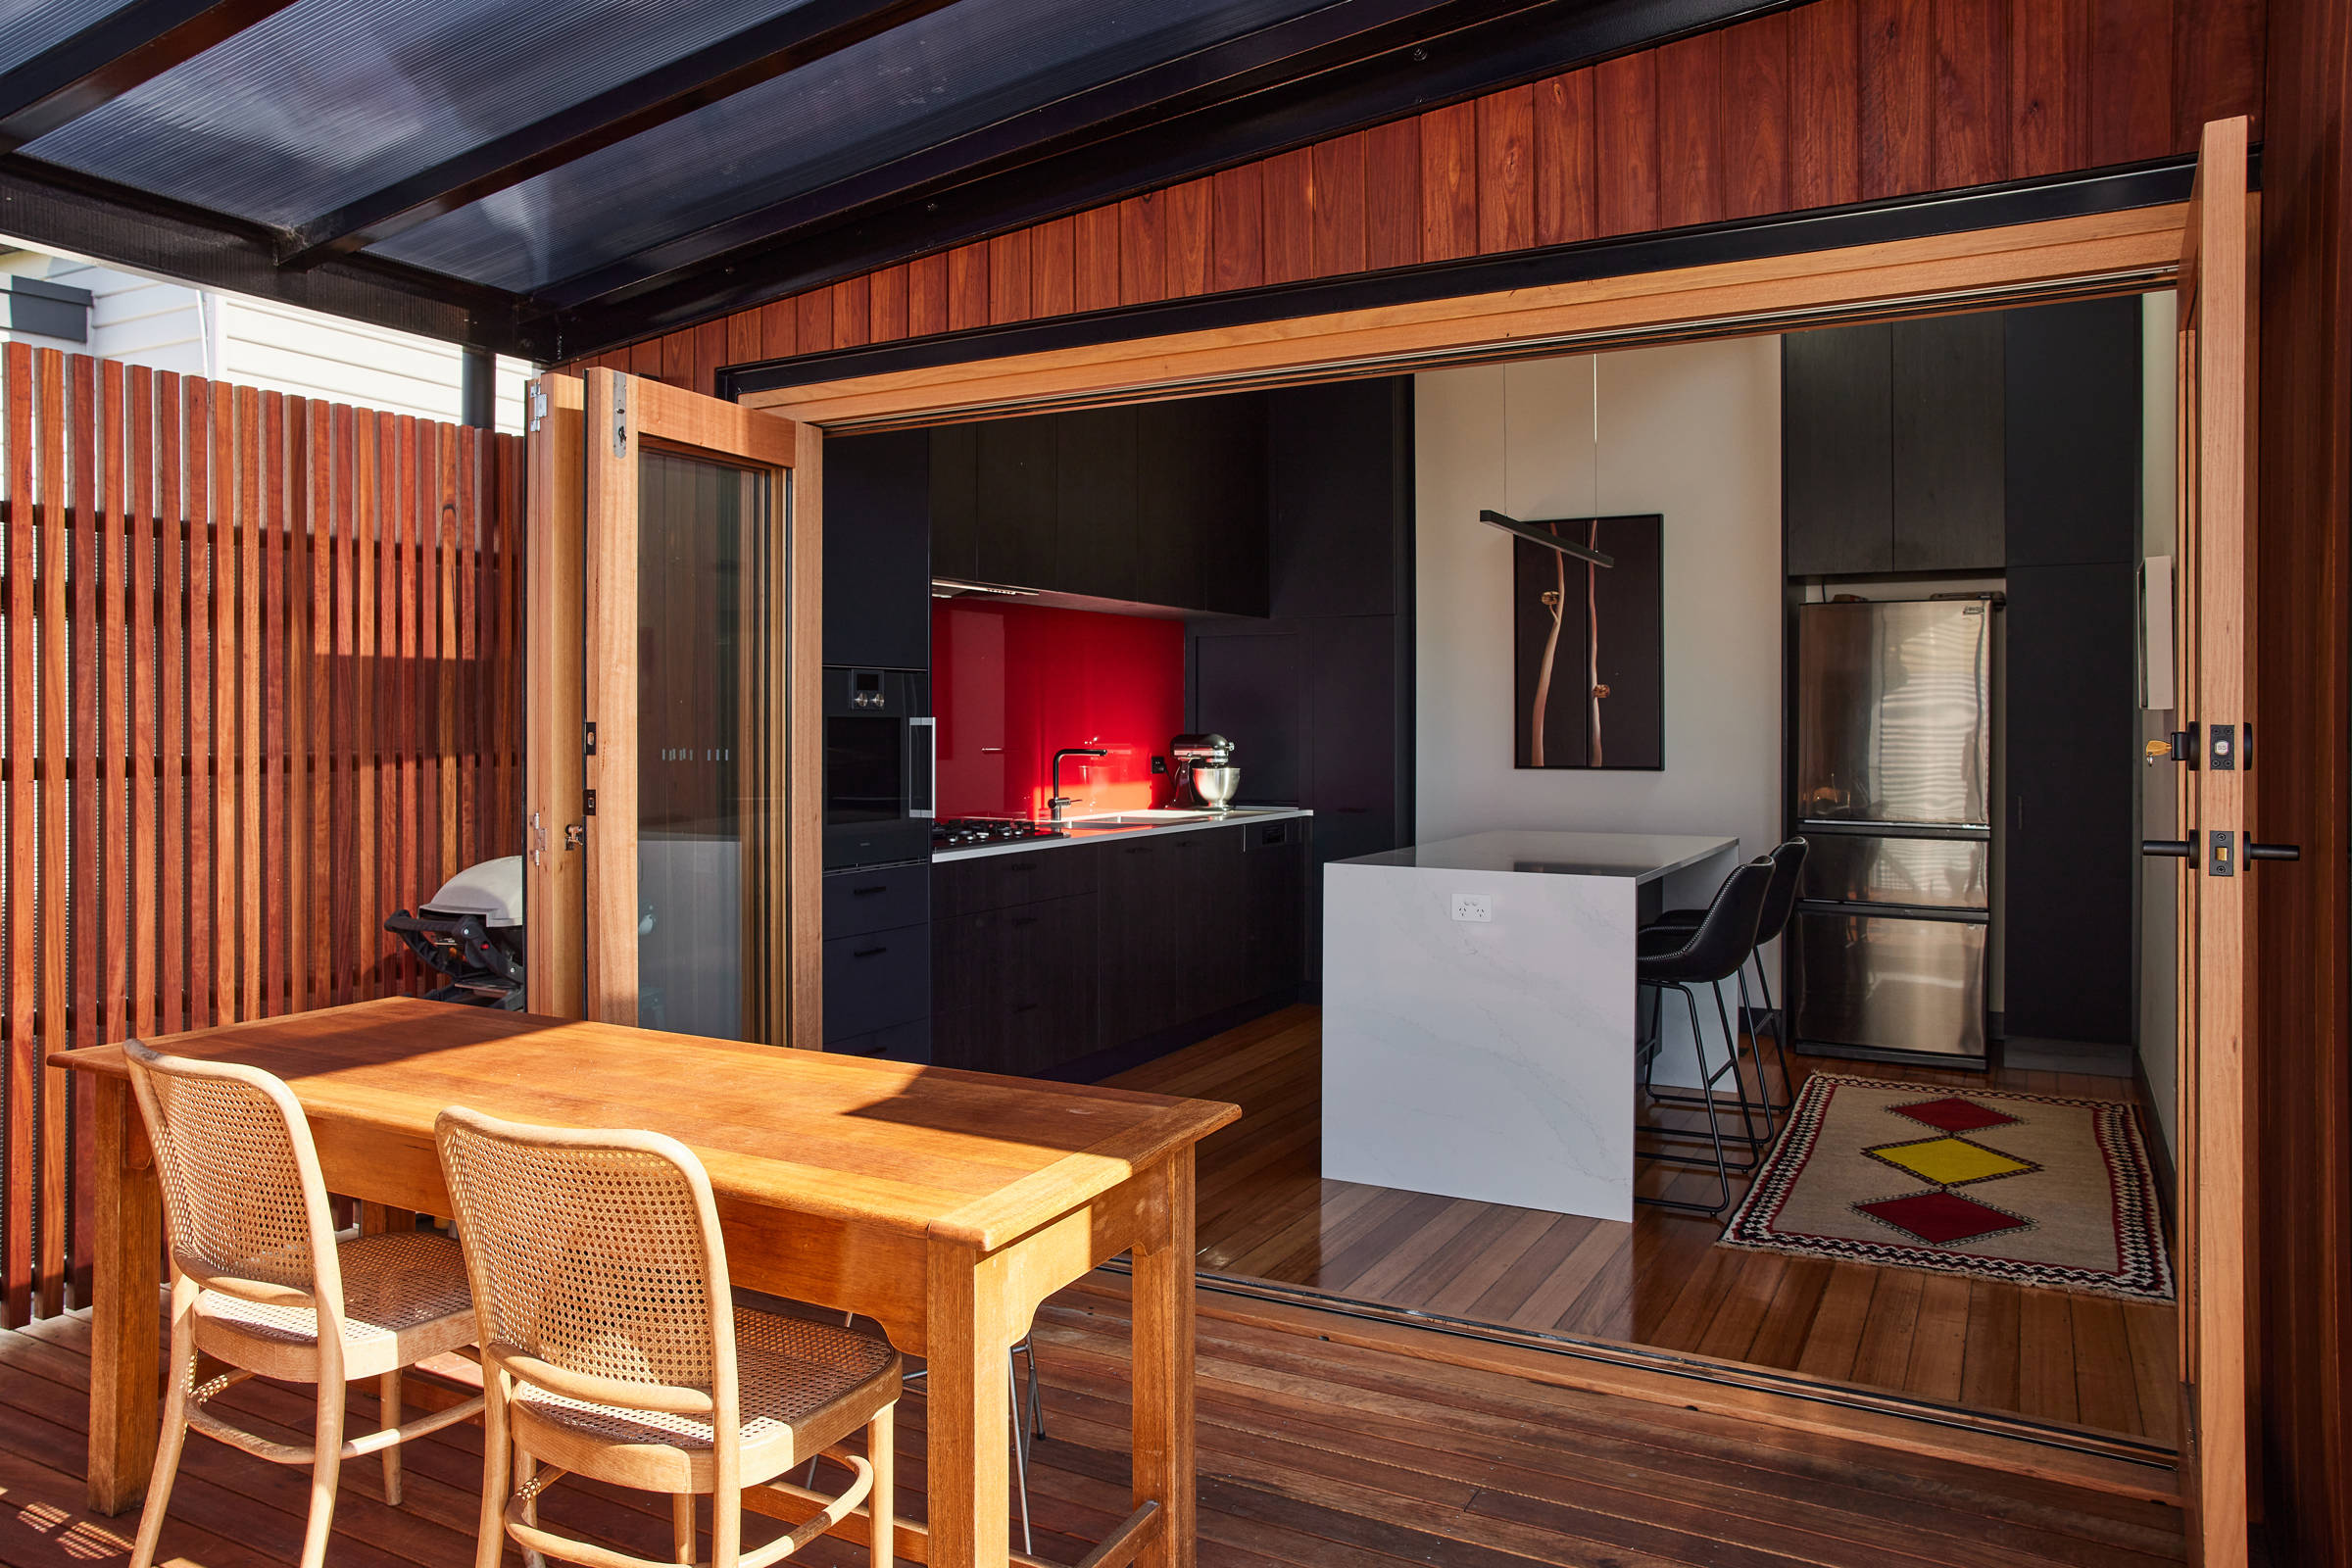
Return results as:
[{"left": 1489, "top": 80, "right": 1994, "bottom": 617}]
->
[{"left": 931, "top": 817, "right": 1068, "bottom": 849}]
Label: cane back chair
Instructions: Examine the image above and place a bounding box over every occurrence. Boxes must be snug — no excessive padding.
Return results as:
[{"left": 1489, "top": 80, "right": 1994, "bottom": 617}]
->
[
  {"left": 122, "top": 1042, "right": 486, "bottom": 1568},
  {"left": 434, "top": 1107, "right": 902, "bottom": 1568}
]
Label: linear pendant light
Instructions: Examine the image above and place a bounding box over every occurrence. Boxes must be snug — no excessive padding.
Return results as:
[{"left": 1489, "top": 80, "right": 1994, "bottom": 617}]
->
[{"left": 1478, "top": 510, "right": 1615, "bottom": 567}]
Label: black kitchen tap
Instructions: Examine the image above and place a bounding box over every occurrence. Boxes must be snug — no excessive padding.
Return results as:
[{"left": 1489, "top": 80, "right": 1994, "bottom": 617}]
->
[{"left": 1048, "top": 747, "right": 1109, "bottom": 820}]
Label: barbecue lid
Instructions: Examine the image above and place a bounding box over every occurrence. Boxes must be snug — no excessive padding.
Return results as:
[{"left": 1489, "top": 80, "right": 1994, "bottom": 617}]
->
[{"left": 422, "top": 856, "right": 524, "bottom": 928}]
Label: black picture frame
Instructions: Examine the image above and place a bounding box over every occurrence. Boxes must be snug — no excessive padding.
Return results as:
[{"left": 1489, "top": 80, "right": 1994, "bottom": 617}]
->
[{"left": 1510, "top": 514, "right": 1664, "bottom": 770}]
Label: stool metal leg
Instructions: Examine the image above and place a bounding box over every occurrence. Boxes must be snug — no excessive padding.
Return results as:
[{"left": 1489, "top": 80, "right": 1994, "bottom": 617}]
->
[{"left": 1634, "top": 983, "right": 1737, "bottom": 1215}]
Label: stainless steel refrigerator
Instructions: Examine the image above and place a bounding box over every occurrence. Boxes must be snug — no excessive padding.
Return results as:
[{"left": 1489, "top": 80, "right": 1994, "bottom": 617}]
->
[{"left": 1789, "top": 597, "right": 1996, "bottom": 1063}]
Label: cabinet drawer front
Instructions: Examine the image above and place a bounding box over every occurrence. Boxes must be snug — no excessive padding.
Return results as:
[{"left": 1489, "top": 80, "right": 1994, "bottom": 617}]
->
[
  {"left": 823, "top": 925, "right": 932, "bottom": 1041},
  {"left": 823, "top": 863, "right": 932, "bottom": 939},
  {"left": 827, "top": 1017, "right": 933, "bottom": 1065},
  {"left": 934, "top": 843, "right": 1099, "bottom": 915}
]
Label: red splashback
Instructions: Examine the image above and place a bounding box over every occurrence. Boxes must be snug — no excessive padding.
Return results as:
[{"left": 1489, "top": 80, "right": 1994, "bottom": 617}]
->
[{"left": 932, "top": 599, "right": 1184, "bottom": 820}]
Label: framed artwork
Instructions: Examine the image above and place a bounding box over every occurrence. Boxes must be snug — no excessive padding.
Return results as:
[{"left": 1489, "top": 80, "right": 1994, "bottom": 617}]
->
[{"left": 1509, "top": 513, "right": 1664, "bottom": 769}]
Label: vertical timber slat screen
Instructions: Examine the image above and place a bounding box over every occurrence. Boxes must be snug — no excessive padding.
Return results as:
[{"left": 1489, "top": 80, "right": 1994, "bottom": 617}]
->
[{"left": 0, "top": 346, "right": 526, "bottom": 1326}]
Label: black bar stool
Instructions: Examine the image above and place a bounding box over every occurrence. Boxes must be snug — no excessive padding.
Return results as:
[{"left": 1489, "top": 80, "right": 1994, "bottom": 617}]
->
[
  {"left": 1646, "top": 837, "right": 1807, "bottom": 1118},
  {"left": 1634, "top": 856, "right": 1775, "bottom": 1216}
]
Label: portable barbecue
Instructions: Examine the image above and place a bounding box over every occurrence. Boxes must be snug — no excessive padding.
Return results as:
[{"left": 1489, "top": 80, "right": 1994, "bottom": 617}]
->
[{"left": 385, "top": 857, "right": 525, "bottom": 1008}]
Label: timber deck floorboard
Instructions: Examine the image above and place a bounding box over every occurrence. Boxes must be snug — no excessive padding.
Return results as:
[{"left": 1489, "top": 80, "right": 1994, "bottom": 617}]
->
[
  {"left": 1108, "top": 1005, "right": 2181, "bottom": 1445},
  {"left": 0, "top": 1283, "right": 2180, "bottom": 1568}
]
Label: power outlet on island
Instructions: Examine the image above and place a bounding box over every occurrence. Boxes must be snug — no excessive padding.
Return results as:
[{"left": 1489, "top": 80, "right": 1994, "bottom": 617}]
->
[{"left": 1450, "top": 893, "right": 1494, "bottom": 924}]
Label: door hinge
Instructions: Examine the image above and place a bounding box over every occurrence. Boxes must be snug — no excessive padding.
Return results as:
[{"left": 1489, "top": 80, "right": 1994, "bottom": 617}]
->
[
  {"left": 584, "top": 720, "right": 597, "bottom": 756},
  {"left": 2208, "top": 723, "right": 2237, "bottom": 771},
  {"left": 584, "top": 788, "right": 597, "bottom": 816},
  {"left": 612, "top": 377, "right": 628, "bottom": 457},
  {"left": 527, "top": 382, "right": 548, "bottom": 432}
]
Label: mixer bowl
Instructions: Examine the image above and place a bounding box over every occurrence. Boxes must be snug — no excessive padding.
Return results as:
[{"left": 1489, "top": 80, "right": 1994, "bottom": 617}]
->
[{"left": 1192, "top": 765, "right": 1241, "bottom": 809}]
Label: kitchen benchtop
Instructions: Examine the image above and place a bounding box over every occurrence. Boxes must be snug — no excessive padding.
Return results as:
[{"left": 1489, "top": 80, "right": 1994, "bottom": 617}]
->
[
  {"left": 931, "top": 806, "right": 1314, "bottom": 862},
  {"left": 1336, "top": 830, "right": 1739, "bottom": 879}
]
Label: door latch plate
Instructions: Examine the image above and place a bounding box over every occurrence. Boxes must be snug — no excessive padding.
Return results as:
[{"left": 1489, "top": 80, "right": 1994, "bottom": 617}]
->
[
  {"left": 2208, "top": 829, "right": 2235, "bottom": 877},
  {"left": 2208, "top": 723, "right": 2237, "bottom": 771}
]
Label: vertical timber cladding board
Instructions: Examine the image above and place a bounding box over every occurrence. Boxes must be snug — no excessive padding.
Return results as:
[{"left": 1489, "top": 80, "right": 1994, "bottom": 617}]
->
[
  {"left": 2252, "top": 0, "right": 2352, "bottom": 1561},
  {"left": 576, "top": 0, "right": 2261, "bottom": 385},
  {"left": 0, "top": 352, "right": 527, "bottom": 1325}
]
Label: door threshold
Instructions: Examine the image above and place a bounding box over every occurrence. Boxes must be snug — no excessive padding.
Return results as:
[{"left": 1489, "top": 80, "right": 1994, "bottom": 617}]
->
[{"left": 1084, "top": 1264, "right": 2180, "bottom": 1504}]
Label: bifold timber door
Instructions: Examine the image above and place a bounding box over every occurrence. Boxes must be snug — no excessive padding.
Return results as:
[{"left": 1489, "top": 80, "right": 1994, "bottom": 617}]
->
[
  {"left": 2151, "top": 115, "right": 2288, "bottom": 1568},
  {"left": 522, "top": 368, "right": 821, "bottom": 1047}
]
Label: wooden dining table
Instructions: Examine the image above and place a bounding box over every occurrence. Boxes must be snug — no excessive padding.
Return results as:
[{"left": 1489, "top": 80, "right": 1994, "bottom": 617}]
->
[{"left": 57, "top": 998, "right": 1238, "bottom": 1568}]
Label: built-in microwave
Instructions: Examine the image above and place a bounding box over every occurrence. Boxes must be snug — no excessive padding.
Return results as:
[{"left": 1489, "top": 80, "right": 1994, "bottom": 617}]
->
[{"left": 823, "top": 666, "right": 933, "bottom": 869}]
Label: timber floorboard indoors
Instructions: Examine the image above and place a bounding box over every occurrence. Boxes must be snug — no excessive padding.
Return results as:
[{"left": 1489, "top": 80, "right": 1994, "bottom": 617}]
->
[
  {"left": 1109, "top": 1005, "right": 2180, "bottom": 1446},
  {"left": 0, "top": 1289, "right": 2183, "bottom": 1568}
]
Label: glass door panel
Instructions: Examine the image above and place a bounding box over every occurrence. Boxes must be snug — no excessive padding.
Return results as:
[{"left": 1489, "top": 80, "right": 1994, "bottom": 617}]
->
[{"left": 634, "top": 449, "right": 781, "bottom": 1041}]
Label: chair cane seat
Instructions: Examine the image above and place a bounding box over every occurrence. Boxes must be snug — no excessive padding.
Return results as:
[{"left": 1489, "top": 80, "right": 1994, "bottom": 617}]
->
[
  {"left": 511, "top": 1308, "right": 902, "bottom": 1491},
  {"left": 195, "top": 1232, "right": 478, "bottom": 1381}
]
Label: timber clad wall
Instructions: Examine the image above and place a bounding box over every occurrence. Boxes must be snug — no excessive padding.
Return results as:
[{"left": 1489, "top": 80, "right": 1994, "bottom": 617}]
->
[
  {"left": 2253, "top": 0, "right": 2352, "bottom": 1558},
  {"left": 0, "top": 345, "right": 526, "bottom": 1327},
  {"left": 569, "top": 0, "right": 2267, "bottom": 390}
]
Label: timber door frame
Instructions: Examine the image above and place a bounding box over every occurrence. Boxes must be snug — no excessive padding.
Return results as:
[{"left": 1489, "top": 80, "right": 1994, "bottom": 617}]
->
[
  {"left": 2169, "top": 114, "right": 2262, "bottom": 1568},
  {"left": 724, "top": 151, "right": 2280, "bottom": 1500},
  {"left": 526, "top": 368, "right": 823, "bottom": 1048}
]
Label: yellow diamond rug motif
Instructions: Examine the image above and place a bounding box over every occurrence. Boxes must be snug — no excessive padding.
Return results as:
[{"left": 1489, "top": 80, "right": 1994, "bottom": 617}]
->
[{"left": 1871, "top": 1136, "right": 2034, "bottom": 1187}]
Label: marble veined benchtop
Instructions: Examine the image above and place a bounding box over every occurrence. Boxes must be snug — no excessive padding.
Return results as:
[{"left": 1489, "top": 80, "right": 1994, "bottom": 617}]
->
[{"left": 1322, "top": 829, "right": 1741, "bottom": 1223}]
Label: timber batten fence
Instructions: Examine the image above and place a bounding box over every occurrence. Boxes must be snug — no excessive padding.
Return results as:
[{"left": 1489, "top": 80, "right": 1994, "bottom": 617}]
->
[{"left": 0, "top": 345, "right": 526, "bottom": 1326}]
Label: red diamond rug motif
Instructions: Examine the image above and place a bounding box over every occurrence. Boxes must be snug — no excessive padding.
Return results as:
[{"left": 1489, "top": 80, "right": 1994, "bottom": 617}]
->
[
  {"left": 1890, "top": 1096, "right": 2020, "bottom": 1134},
  {"left": 1854, "top": 1190, "right": 2031, "bottom": 1246}
]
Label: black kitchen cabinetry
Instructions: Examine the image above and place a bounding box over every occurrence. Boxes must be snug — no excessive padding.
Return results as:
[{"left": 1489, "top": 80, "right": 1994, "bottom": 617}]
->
[
  {"left": 929, "top": 423, "right": 980, "bottom": 582},
  {"left": 974, "top": 416, "right": 1058, "bottom": 591},
  {"left": 2004, "top": 564, "right": 2138, "bottom": 1045},
  {"left": 1781, "top": 299, "right": 2145, "bottom": 1049},
  {"left": 1142, "top": 395, "right": 1268, "bottom": 615},
  {"left": 931, "top": 821, "right": 1305, "bottom": 1077},
  {"left": 820, "top": 864, "right": 932, "bottom": 1063},
  {"left": 1785, "top": 303, "right": 2138, "bottom": 577},
  {"left": 1190, "top": 379, "right": 1414, "bottom": 982},
  {"left": 922, "top": 397, "right": 1267, "bottom": 615},
  {"left": 2005, "top": 298, "right": 2142, "bottom": 566},
  {"left": 1785, "top": 318, "right": 2004, "bottom": 574},
  {"left": 1056, "top": 405, "right": 1140, "bottom": 601},
  {"left": 823, "top": 430, "right": 931, "bottom": 669},
  {"left": 1783, "top": 324, "right": 1895, "bottom": 575},
  {"left": 1891, "top": 313, "right": 2005, "bottom": 571}
]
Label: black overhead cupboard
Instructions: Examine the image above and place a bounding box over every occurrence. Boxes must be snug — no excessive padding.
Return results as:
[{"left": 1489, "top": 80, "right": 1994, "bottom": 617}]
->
[
  {"left": 1782, "top": 297, "right": 2144, "bottom": 1055},
  {"left": 928, "top": 396, "right": 1270, "bottom": 614}
]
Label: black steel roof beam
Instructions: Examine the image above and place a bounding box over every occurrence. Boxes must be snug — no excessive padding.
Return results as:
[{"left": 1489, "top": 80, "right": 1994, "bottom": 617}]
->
[
  {"left": 531, "top": 0, "right": 1544, "bottom": 315},
  {"left": 0, "top": 0, "right": 299, "bottom": 154},
  {"left": 0, "top": 154, "right": 533, "bottom": 355},
  {"left": 276, "top": 0, "right": 966, "bottom": 270},
  {"left": 536, "top": 0, "right": 1786, "bottom": 354}
]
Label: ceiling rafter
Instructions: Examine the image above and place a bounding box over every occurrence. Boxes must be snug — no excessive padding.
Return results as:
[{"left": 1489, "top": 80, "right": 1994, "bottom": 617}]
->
[
  {"left": 529, "top": 0, "right": 1550, "bottom": 315},
  {"left": 275, "top": 0, "right": 968, "bottom": 269},
  {"left": 0, "top": 0, "right": 300, "bottom": 154}
]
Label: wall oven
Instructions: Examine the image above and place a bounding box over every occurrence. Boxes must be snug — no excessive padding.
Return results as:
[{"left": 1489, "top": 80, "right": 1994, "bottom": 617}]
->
[{"left": 823, "top": 666, "right": 933, "bottom": 869}]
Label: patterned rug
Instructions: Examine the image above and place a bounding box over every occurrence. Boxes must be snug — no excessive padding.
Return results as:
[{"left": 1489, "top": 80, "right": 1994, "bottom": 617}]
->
[{"left": 1718, "top": 1073, "right": 2174, "bottom": 1302}]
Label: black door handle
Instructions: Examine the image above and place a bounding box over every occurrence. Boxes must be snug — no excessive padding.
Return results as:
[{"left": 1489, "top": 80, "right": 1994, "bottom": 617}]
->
[
  {"left": 852, "top": 946, "right": 889, "bottom": 958},
  {"left": 2248, "top": 842, "right": 2302, "bottom": 861},
  {"left": 2141, "top": 839, "right": 2193, "bottom": 858},
  {"left": 851, "top": 885, "right": 888, "bottom": 897}
]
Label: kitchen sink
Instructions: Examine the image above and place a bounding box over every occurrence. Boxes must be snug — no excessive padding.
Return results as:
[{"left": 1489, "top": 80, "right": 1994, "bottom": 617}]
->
[{"left": 1064, "top": 808, "right": 1216, "bottom": 829}]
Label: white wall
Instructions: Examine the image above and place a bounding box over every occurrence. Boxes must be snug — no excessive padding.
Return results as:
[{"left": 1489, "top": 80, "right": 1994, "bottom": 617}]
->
[
  {"left": 2138, "top": 291, "right": 2180, "bottom": 1160},
  {"left": 1414, "top": 337, "right": 1786, "bottom": 875},
  {"left": 0, "top": 243, "right": 532, "bottom": 432}
]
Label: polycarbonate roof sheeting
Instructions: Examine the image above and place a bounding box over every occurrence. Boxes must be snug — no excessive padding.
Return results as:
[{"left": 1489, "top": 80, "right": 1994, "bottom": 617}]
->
[
  {"left": 20, "top": 0, "right": 822, "bottom": 228},
  {"left": 0, "top": 0, "right": 145, "bottom": 74},
  {"left": 360, "top": 0, "right": 1330, "bottom": 292}
]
